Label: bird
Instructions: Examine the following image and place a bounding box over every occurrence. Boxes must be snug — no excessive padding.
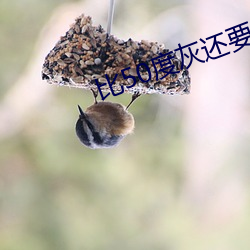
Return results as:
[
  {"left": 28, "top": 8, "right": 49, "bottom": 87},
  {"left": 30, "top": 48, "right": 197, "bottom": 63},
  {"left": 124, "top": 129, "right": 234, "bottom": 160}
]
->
[{"left": 75, "top": 91, "right": 140, "bottom": 149}]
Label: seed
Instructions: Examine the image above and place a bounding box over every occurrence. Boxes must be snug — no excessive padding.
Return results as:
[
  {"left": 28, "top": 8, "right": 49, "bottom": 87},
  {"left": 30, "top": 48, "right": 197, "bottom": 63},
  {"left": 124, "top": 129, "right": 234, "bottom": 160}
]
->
[
  {"left": 129, "top": 68, "right": 137, "bottom": 76},
  {"left": 74, "top": 66, "right": 83, "bottom": 75},
  {"left": 125, "top": 48, "right": 132, "bottom": 53},
  {"left": 59, "top": 40, "right": 69, "bottom": 47},
  {"left": 85, "top": 60, "right": 94, "bottom": 65},
  {"left": 122, "top": 54, "right": 130, "bottom": 60},
  {"left": 80, "top": 17, "right": 87, "bottom": 26},
  {"left": 100, "top": 33, "right": 107, "bottom": 43},
  {"left": 68, "top": 29, "right": 74, "bottom": 36},
  {"left": 81, "top": 25, "right": 88, "bottom": 34},
  {"left": 90, "top": 38, "right": 97, "bottom": 48},
  {"left": 80, "top": 60, "right": 84, "bottom": 66},
  {"left": 84, "top": 74, "right": 92, "bottom": 80},
  {"left": 127, "top": 78, "right": 134, "bottom": 84},
  {"left": 72, "top": 48, "right": 84, "bottom": 55},
  {"left": 92, "top": 74, "right": 101, "bottom": 79},
  {"left": 141, "top": 74, "right": 149, "bottom": 80},
  {"left": 75, "top": 24, "right": 80, "bottom": 34},
  {"left": 63, "top": 58, "right": 75, "bottom": 64},
  {"left": 65, "top": 52, "right": 72, "bottom": 58},
  {"left": 116, "top": 55, "right": 123, "bottom": 62},
  {"left": 141, "top": 40, "right": 150, "bottom": 47},
  {"left": 118, "top": 39, "right": 125, "bottom": 45},
  {"left": 94, "top": 58, "right": 102, "bottom": 65},
  {"left": 82, "top": 43, "right": 90, "bottom": 50},
  {"left": 132, "top": 41, "right": 139, "bottom": 50},
  {"left": 151, "top": 45, "right": 158, "bottom": 54},
  {"left": 88, "top": 29, "right": 94, "bottom": 39},
  {"left": 57, "top": 59, "right": 67, "bottom": 66},
  {"left": 99, "top": 77, "right": 107, "bottom": 83},
  {"left": 85, "top": 70, "right": 93, "bottom": 74},
  {"left": 72, "top": 53, "right": 80, "bottom": 60}
]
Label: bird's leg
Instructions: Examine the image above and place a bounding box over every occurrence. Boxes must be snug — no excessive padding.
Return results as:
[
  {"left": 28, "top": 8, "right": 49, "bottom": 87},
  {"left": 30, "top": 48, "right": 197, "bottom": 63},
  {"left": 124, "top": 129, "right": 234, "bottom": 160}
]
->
[
  {"left": 90, "top": 88, "right": 98, "bottom": 104},
  {"left": 126, "top": 92, "right": 141, "bottom": 110}
]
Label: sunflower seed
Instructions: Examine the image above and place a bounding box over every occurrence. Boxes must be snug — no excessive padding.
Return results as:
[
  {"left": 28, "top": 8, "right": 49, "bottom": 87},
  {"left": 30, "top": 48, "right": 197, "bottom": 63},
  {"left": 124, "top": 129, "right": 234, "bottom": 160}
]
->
[
  {"left": 73, "top": 53, "right": 80, "bottom": 60},
  {"left": 63, "top": 58, "right": 75, "bottom": 64},
  {"left": 82, "top": 43, "right": 90, "bottom": 50},
  {"left": 151, "top": 45, "right": 158, "bottom": 54},
  {"left": 129, "top": 68, "right": 137, "bottom": 76},
  {"left": 74, "top": 66, "right": 83, "bottom": 75},
  {"left": 75, "top": 24, "right": 80, "bottom": 34}
]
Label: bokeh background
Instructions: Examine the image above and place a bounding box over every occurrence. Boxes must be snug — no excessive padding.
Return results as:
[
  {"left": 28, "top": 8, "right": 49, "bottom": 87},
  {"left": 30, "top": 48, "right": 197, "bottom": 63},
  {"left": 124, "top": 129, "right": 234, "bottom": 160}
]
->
[{"left": 1, "top": 0, "right": 250, "bottom": 249}]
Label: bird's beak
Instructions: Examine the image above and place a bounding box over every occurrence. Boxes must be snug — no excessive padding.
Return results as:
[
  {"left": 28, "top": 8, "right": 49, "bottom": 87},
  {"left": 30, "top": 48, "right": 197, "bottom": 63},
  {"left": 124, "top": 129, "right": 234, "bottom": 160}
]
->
[{"left": 77, "top": 105, "right": 86, "bottom": 119}]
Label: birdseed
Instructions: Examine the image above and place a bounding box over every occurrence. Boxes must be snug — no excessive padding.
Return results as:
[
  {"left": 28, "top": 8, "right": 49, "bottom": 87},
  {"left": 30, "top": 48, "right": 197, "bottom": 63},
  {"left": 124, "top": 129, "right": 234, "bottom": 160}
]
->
[{"left": 42, "top": 14, "right": 191, "bottom": 96}]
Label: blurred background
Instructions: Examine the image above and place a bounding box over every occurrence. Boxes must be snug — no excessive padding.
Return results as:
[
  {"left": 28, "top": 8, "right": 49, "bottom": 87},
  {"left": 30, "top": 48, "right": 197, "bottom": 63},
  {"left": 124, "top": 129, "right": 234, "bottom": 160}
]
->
[{"left": 1, "top": 0, "right": 250, "bottom": 249}]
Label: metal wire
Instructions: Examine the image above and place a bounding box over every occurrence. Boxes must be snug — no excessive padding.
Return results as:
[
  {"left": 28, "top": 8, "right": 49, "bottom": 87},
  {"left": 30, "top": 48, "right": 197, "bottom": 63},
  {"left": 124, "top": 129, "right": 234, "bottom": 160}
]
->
[{"left": 107, "top": 0, "right": 115, "bottom": 34}]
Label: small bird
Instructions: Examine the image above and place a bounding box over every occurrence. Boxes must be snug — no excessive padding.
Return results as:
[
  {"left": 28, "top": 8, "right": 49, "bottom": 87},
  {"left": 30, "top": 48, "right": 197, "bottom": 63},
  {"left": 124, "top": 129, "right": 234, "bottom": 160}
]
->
[{"left": 75, "top": 91, "right": 140, "bottom": 149}]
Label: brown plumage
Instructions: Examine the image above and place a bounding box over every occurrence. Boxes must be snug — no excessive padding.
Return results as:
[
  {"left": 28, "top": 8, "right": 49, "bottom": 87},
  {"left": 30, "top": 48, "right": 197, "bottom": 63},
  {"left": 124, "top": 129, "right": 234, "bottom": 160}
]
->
[
  {"left": 85, "top": 102, "right": 134, "bottom": 136},
  {"left": 75, "top": 100, "right": 135, "bottom": 149}
]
